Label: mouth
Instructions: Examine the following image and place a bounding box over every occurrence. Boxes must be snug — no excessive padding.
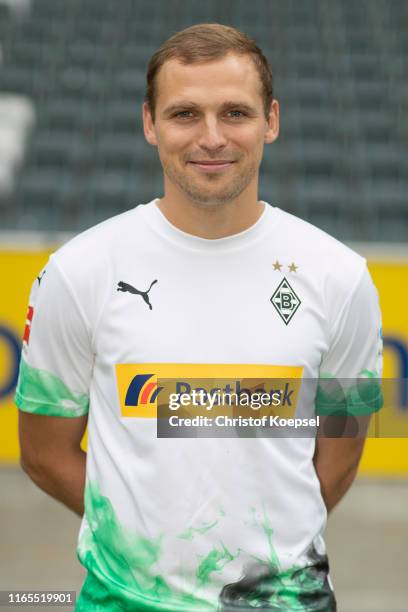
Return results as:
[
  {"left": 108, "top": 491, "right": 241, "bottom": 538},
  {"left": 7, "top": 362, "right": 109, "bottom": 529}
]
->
[{"left": 187, "top": 160, "right": 236, "bottom": 172}]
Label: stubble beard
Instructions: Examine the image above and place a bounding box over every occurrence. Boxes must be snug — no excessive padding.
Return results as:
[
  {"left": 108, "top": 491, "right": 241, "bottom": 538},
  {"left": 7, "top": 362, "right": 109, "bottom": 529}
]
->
[{"left": 162, "top": 158, "right": 259, "bottom": 209}]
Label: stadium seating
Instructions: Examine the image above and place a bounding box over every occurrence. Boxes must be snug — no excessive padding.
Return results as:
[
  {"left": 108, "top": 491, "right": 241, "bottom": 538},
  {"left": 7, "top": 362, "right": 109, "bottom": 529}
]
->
[{"left": 0, "top": 0, "right": 405, "bottom": 240}]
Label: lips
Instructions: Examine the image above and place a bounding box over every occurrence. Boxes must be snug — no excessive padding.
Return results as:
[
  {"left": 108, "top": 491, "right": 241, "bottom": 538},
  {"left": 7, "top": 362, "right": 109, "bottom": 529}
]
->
[
  {"left": 189, "top": 161, "right": 234, "bottom": 165},
  {"left": 188, "top": 160, "right": 236, "bottom": 171}
]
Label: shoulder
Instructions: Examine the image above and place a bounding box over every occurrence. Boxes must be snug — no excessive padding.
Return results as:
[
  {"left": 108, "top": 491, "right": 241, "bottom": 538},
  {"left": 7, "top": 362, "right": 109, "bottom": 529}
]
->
[
  {"left": 54, "top": 203, "right": 149, "bottom": 271},
  {"left": 272, "top": 207, "right": 367, "bottom": 294},
  {"left": 41, "top": 203, "right": 153, "bottom": 318}
]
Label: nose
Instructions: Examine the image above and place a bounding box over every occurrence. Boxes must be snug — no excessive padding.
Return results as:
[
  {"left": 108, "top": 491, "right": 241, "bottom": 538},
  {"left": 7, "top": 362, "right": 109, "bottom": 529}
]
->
[{"left": 196, "top": 116, "right": 228, "bottom": 151}]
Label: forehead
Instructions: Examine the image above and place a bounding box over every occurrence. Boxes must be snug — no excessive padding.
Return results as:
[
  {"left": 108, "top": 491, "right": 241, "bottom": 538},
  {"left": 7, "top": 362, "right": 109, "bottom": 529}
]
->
[{"left": 154, "top": 53, "right": 263, "bottom": 109}]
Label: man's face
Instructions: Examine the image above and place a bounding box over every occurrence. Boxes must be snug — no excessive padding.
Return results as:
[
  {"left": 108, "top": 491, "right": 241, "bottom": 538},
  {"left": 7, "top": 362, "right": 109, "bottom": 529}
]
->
[{"left": 143, "top": 53, "right": 279, "bottom": 207}]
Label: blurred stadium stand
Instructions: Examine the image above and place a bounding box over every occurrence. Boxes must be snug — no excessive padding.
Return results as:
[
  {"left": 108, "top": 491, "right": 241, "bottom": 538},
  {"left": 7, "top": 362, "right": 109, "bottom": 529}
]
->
[{"left": 0, "top": 0, "right": 406, "bottom": 239}]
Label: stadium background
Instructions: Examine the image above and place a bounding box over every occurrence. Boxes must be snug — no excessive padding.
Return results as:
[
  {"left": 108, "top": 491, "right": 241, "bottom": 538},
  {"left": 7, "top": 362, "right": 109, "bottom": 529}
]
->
[{"left": 0, "top": 0, "right": 407, "bottom": 610}]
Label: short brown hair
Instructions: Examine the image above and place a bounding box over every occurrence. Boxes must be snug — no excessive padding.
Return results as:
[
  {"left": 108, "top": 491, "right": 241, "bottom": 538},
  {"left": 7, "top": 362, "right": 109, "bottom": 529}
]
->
[{"left": 145, "top": 23, "right": 273, "bottom": 122}]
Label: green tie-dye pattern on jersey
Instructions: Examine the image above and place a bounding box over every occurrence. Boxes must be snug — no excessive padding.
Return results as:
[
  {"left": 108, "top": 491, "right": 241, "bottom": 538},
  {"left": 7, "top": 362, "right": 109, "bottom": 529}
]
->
[
  {"left": 197, "top": 545, "right": 237, "bottom": 586},
  {"left": 76, "top": 481, "right": 218, "bottom": 611},
  {"left": 178, "top": 508, "right": 226, "bottom": 542},
  {"left": 315, "top": 370, "right": 383, "bottom": 416},
  {"left": 219, "top": 507, "right": 336, "bottom": 611},
  {"left": 76, "top": 483, "right": 336, "bottom": 611},
  {"left": 14, "top": 358, "right": 89, "bottom": 416}
]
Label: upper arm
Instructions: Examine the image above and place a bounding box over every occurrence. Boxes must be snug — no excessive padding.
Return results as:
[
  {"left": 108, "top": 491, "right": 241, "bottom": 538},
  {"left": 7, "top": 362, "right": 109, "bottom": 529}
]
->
[
  {"left": 15, "top": 257, "right": 93, "bottom": 469},
  {"left": 19, "top": 412, "right": 88, "bottom": 471},
  {"left": 317, "top": 265, "right": 383, "bottom": 419},
  {"left": 314, "top": 414, "right": 371, "bottom": 470},
  {"left": 15, "top": 256, "right": 93, "bottom": 418}
]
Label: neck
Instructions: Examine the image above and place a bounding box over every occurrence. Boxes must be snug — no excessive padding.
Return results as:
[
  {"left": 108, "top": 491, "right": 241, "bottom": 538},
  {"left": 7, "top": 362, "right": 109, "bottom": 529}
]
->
[{"left": 157, "top": 182, "right": 264, "bottom": 239}]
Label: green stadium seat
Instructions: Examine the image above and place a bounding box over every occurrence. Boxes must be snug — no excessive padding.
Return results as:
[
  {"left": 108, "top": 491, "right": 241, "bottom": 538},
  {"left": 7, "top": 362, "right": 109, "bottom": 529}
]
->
[
  {"left": 115, "top": 69, "right": 147, "bottom": 98},
  {"left": 85, "top": 170, "right": 141, "bottom": 226},
  {"left": 58, "top": 67, "right": 106, "bottom": 99},
  {"left": 95, "top": 134, "right": 146, "bottom": 171},
  {"left": 103, "top": 100, "right": 143, "bottom": 132},
  {"left": 16, "top": 168, "right": 76, "bottom": 230},
  {"left": 291, "top": 176, "right": 351, "bottom": 239},
  {"left": 353, "top": 79, "right": 389, "bottom": 110},
  {"left": 28, "top": 131, "right": 91, "bottom": 170},
  {"left": 40, "top": 98, "right": 87, "bottom": 131},
  {"left": 64, "top": 41, "right": 109, "bottom": 72},
  {"left": 285, "top": 141, "right": 340, "bottom": 178}
]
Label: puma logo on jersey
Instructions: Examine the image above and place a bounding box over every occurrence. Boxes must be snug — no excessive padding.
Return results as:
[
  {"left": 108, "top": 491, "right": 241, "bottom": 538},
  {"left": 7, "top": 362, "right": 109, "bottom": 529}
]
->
[{"left": 117, "top": 280, "right": 158, "bottom": 310}]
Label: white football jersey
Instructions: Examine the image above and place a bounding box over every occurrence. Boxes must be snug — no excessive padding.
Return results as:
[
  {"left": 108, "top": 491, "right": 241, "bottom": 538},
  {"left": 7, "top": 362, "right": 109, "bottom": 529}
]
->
[{"left": 15, "top": 200, "right": 382, "bottom": 611}]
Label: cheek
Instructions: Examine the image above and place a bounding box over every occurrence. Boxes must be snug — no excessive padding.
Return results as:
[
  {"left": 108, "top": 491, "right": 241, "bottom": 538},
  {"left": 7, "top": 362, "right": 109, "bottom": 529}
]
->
[
  {"left": 156, "top": 128, "right": 194, "bottom": 155},
  {"left": 228, "top": 127, "right": 265, "bottom": 152}
]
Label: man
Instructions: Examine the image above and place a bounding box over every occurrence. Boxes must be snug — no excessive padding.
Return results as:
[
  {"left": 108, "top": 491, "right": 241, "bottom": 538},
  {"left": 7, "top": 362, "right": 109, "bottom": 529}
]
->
[{"left": 16, "top": 24, "right": 382, "bottom": 611}]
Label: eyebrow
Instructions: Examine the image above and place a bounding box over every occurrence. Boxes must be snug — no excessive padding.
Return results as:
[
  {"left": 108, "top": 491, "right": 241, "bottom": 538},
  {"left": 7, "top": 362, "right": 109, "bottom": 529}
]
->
[{"left": 162, "top": 101, "right": 258, "bottom": 116}]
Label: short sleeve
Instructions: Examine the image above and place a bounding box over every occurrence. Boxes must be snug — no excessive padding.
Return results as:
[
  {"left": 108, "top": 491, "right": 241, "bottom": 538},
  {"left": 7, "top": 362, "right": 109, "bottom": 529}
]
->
[
  {"left": 14, "top": 256, "right": 93, "bottom": 417},
  {"left": 316, "top": 265, "right": 383, "bottom": 416}
]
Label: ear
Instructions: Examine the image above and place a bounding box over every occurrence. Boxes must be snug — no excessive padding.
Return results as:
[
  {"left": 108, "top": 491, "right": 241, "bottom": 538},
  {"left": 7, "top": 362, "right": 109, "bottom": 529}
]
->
[
  {"left": 143, "top": 102, "right": 158, "bottom": 146},
  {"left": 264, "top": 98, "right": 279, "bottom": 144}
]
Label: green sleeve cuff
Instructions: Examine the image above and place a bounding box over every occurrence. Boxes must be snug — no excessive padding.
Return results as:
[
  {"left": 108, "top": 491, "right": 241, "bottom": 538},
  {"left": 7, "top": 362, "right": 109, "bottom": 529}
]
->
[
  {"left": 15, "top": 358, "right": 89, "bottom": 417},
  {"left": 315, "top": 374, "right": 383, "bottom": 416}
]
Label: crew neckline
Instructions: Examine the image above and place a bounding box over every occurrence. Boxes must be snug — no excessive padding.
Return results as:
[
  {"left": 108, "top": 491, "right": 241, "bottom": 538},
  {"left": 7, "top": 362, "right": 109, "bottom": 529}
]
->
[{"left": 140, "top": 198, "right": 276, "bottom": 252}]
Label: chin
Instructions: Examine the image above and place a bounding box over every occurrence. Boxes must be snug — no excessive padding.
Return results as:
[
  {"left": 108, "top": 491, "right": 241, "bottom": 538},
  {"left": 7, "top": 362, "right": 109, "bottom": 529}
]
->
[{"left": 184, "top": 188, "right": 244, "bottom": 208}]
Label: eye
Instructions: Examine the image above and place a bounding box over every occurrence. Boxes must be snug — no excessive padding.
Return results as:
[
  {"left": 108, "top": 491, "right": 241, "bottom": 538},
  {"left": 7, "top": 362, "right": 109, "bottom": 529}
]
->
[
  {"left": 227, "top": 110, "right": 246, "bottom": 118},
  {"left": 175, "top": 110, "right": 194, "bottom": 119}
]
